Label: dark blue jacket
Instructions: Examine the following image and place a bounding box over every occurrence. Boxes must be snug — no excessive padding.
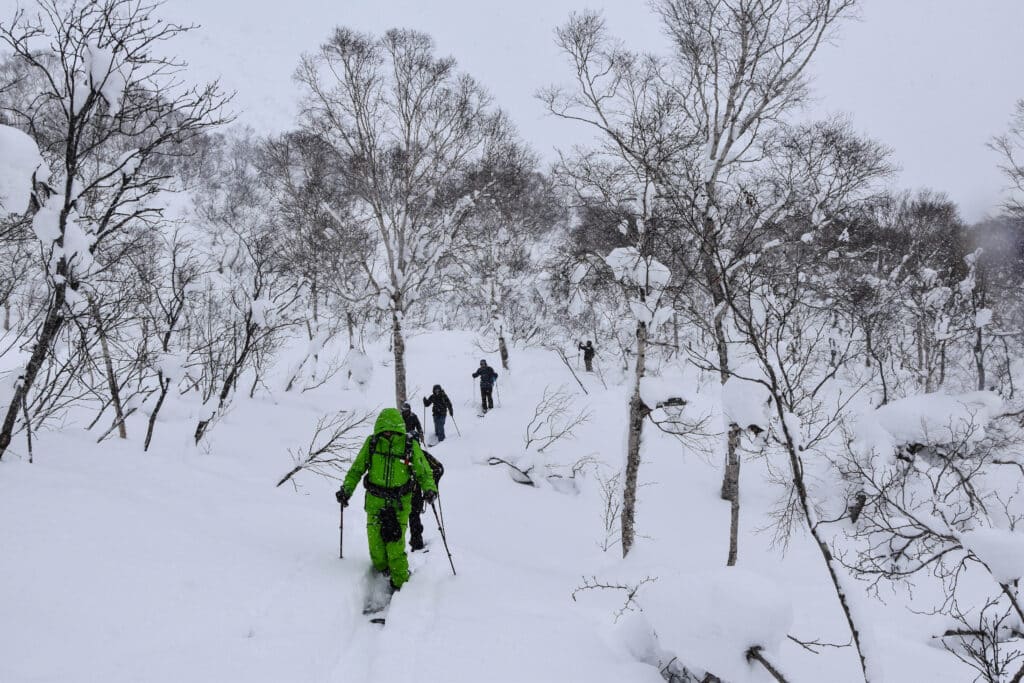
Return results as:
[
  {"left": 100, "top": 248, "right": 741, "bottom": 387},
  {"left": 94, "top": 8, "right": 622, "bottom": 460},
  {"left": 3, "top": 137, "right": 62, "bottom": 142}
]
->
[{"left": 473, "top": 365, "right": 498, "bottom": 389}]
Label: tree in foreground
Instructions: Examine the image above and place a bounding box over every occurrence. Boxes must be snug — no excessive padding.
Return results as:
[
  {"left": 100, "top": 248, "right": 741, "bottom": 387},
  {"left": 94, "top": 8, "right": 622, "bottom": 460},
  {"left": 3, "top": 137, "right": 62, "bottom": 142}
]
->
[{"left": 0, "top": 0, "right": 228, "bottom": 460}]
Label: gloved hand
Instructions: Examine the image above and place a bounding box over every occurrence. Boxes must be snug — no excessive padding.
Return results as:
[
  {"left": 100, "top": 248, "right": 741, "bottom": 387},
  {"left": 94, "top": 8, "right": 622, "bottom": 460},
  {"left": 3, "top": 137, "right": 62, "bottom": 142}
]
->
[
  {"left": 423, "top": 489, "right": 437, "bottom": 504},
  {"left": 335, "top": 489, "right": 349, "bottom": 507}
]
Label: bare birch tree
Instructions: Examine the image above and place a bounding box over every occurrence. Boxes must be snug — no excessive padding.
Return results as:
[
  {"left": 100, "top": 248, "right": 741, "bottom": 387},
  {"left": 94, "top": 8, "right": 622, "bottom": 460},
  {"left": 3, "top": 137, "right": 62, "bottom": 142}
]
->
[
  {"left": 992, "top": 99, "right": 1024, "bottom": 218},
  {"left": 652, "top": 0, "right": 859, "bottom": 566},
  {"left": 295, "top": 28, "right": 493, "bottom": 405},
  {"left": 543, "top": 14, "right": 683, "bottom": 556}
]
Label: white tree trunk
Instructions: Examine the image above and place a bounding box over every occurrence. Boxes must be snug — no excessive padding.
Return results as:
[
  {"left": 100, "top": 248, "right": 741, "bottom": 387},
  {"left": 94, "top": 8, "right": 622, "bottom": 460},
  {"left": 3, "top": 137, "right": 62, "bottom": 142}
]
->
[
  {"left": 392, "top": 308, "right": 407, "bottom": 406},
  {"left": 621, "top": 321, "right": 648, "bottom": 557}
]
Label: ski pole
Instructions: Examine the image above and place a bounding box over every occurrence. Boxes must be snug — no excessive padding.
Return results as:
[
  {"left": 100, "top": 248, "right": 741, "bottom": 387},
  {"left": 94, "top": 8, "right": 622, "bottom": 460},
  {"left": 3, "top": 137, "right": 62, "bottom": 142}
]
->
[
  {"left": 339, "top": 502, "right": 345, "bottom": 559},
  {"left": 451, "top": 414, "right": 462, "bottom": 437},
  {"left": 430, "top": 496, "right": 456, "bottom": 576}
]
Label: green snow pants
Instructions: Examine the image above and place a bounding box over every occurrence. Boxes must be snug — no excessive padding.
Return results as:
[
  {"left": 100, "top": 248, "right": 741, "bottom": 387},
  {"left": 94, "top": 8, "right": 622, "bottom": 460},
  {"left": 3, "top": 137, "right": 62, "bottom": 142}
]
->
[{"left": 364, "top": 492, "right": 413, "bottom": 588}]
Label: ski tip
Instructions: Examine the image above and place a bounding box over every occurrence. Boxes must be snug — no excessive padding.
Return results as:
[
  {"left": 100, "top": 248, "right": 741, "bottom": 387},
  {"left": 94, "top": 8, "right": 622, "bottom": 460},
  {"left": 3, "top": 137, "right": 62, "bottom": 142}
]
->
[{"left": 369, "top": 617, "right": 386, "bottom": 625}]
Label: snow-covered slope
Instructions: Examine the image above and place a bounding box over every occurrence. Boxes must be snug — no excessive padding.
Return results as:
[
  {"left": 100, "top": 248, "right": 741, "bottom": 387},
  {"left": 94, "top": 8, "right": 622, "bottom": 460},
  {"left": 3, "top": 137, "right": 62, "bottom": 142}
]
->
[{"left": 0, "top": 331, "right": 972, "bottom": 682}]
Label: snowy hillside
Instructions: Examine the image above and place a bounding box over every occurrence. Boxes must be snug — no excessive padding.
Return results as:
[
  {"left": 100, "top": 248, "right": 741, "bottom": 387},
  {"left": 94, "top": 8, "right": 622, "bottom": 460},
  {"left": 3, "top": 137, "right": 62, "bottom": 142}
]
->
[
  {"left": 3, "top": 0, "right": 1024, "bottom": 681},
  {"left": 0, "top": 332, "right": 977, "bottom": 682}
]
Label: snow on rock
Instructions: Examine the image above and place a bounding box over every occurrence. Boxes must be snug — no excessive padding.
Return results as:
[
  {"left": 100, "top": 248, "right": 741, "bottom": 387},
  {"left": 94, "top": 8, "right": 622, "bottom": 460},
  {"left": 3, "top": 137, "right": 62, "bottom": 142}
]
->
[
  {"left": 639, "top": 568, "right": 793, "bottom": 683},
  {"left": 959, "top": 527, "right": 1024, "bottom": 584},
  {"left": 0, "top": 124, "right": 47, "bottom": 216},
  {"left": 722, "top": 375, "right": 771, "bottom": 432},
  {"left": 640, "top": 373, "right": 689, "bottom": 409},
  {"left": 868, "top": 391, "right": 1002, "bottom": 449}
]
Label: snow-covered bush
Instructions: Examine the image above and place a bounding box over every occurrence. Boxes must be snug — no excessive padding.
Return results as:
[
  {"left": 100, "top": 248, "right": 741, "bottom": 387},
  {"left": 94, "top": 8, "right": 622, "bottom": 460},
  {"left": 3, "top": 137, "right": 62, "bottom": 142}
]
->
[{"left": 0, "top": 0, "right": 227, "bottom": 458}]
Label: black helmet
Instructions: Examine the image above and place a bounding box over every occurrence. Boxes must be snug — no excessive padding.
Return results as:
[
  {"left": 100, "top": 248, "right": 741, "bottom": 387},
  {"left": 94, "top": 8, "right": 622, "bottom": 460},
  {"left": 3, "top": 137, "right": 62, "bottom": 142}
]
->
[
  {"left": 479, "top": 359, "right": 487, "bottom": 366},
  {"left": 401, "top": 401, "right": 411, "bottom": 412},
  {"left": 433, "top": 384, "right": 442, "bottom": 393}
]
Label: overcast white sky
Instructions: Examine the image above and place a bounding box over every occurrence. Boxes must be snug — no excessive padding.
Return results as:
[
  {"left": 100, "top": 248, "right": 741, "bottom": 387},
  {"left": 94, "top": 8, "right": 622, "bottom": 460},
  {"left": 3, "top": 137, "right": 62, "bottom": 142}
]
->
[{"left": 11, "top": 0, "right": 1024, "bottom": 220}]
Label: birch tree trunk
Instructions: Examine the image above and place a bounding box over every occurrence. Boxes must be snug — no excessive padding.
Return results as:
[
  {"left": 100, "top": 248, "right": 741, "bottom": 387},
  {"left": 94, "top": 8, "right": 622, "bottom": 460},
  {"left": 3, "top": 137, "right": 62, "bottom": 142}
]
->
[
  {"left": 498, "top": 331, "right": 510, "bottom": 371},
  {"left": 708, "top": 252, "right": 741, "bottom": 567},
  {"left": 92, "top": 302, "right": 127, "bottom": 440},
  {"left": 621, "top": 321, "right": 649, "bottom": 557},
  {"left": 0, "top": 283, "right": 66, "bottom": 460},
  {"left": 392, "top": 307, "right": 407, "bottom": 406}
]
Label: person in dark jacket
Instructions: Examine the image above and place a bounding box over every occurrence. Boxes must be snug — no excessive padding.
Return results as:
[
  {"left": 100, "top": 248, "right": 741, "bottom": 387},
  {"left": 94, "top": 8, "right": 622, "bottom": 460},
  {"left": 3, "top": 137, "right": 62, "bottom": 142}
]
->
[
  {"left": 577, "top": 340, "right": 596, "bottom": 372},
  {"left": 400, "top": 402, "right": 423, "bottom": 443},
  {"left": 472, "top": 359, "right": 499, "bottom": 413},
  {"left": 422, "top": 384, "right": 454, "bottom": 442},
  {"left": 409, "top": 449, "right": 444, "bottom": 551}
]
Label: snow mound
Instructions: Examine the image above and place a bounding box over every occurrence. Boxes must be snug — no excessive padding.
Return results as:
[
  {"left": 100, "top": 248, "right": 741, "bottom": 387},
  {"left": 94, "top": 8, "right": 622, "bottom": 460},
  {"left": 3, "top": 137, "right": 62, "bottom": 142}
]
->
[
  {"left": 346, "top": 349, "right": 373, "bottom": 386},
  {"left": 722, "top": 376, "right": 771, "bottom": 432},
  {"left": 640, "top": 568, "right": 793, "bottom": 682},
  {"left": 858, "top": 391, "right": 1002, "bottom": 454},
  {"left": 639, "top": 373, "right": 689, "bottom": 409},
  {"left": 960, "top": 527, "right": 1024, "bottom": 584}
]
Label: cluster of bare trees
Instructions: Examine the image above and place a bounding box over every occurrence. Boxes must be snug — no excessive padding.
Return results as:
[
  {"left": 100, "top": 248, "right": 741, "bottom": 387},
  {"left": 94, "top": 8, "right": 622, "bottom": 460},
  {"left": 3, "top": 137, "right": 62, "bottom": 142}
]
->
[
  {"left": 0, "top": 0, "right": 228, "bottom": 459},
  {"left": 545, "top": 1, "right": 1024, "bottom": 681},
  {"left": 3, "top": 0, "right": 1024, "bottom": 679},
  {"left": 0, "top": 1, "right": 565, "bottom": 463}
]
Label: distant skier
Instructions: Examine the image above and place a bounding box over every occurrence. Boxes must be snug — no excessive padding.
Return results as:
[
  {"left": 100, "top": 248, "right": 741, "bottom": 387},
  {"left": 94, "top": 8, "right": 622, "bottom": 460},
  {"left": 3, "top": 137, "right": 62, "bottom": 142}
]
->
[
  {"left": 409, "top": 449, "right": 445, "bottom": 552},
  {"left": 422, "top": 384, "right": 454, "bottom": 442},
  {"left": 400, "top": 402, "right": 423, "bottom": 443},
  {"left": 472, "top": 359, "right": 499, "bottom": 414},
  {"left": 335, "top": 408, "right": 437, "bottom": 592},
  {"left": 577, "top": 340, "right": 596, "bottom": 372}
]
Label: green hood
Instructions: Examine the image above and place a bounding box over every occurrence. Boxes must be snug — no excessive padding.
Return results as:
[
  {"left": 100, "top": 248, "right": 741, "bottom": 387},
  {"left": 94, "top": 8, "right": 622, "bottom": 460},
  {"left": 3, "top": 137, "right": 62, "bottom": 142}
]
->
[
  {"left": 341, "top": 406, "right": 437, "bottom": 500},
  {"left": 374, "top": 408, "right": 406, "bottom": 434}
]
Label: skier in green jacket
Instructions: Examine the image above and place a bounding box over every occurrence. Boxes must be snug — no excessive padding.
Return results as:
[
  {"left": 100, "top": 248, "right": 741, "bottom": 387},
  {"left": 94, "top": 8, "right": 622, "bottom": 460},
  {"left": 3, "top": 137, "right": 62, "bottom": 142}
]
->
[{"left": 336, "top": 407, "right": 438, "bottom": 591}]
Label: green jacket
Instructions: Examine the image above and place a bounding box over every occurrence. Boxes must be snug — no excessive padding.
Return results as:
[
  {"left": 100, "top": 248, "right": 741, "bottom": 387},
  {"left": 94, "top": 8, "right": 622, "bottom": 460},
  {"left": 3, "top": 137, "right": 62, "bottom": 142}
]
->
[{"left": 342, "top": 408, "right": 437, "bottom": 500}]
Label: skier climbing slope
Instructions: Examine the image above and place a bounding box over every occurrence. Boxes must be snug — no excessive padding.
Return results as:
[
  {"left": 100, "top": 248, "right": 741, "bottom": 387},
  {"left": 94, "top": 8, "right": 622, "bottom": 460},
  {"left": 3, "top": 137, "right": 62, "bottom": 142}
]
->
[{"left": 337, "top": 408, "right": 437, "bottom": 595}]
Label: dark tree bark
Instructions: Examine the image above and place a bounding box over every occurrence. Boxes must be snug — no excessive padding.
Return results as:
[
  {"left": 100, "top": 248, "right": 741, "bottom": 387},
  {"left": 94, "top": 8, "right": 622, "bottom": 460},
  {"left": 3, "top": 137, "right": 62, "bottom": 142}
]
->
[{"left": 91, "top": 301, "right": 126, "bottom": 439}]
